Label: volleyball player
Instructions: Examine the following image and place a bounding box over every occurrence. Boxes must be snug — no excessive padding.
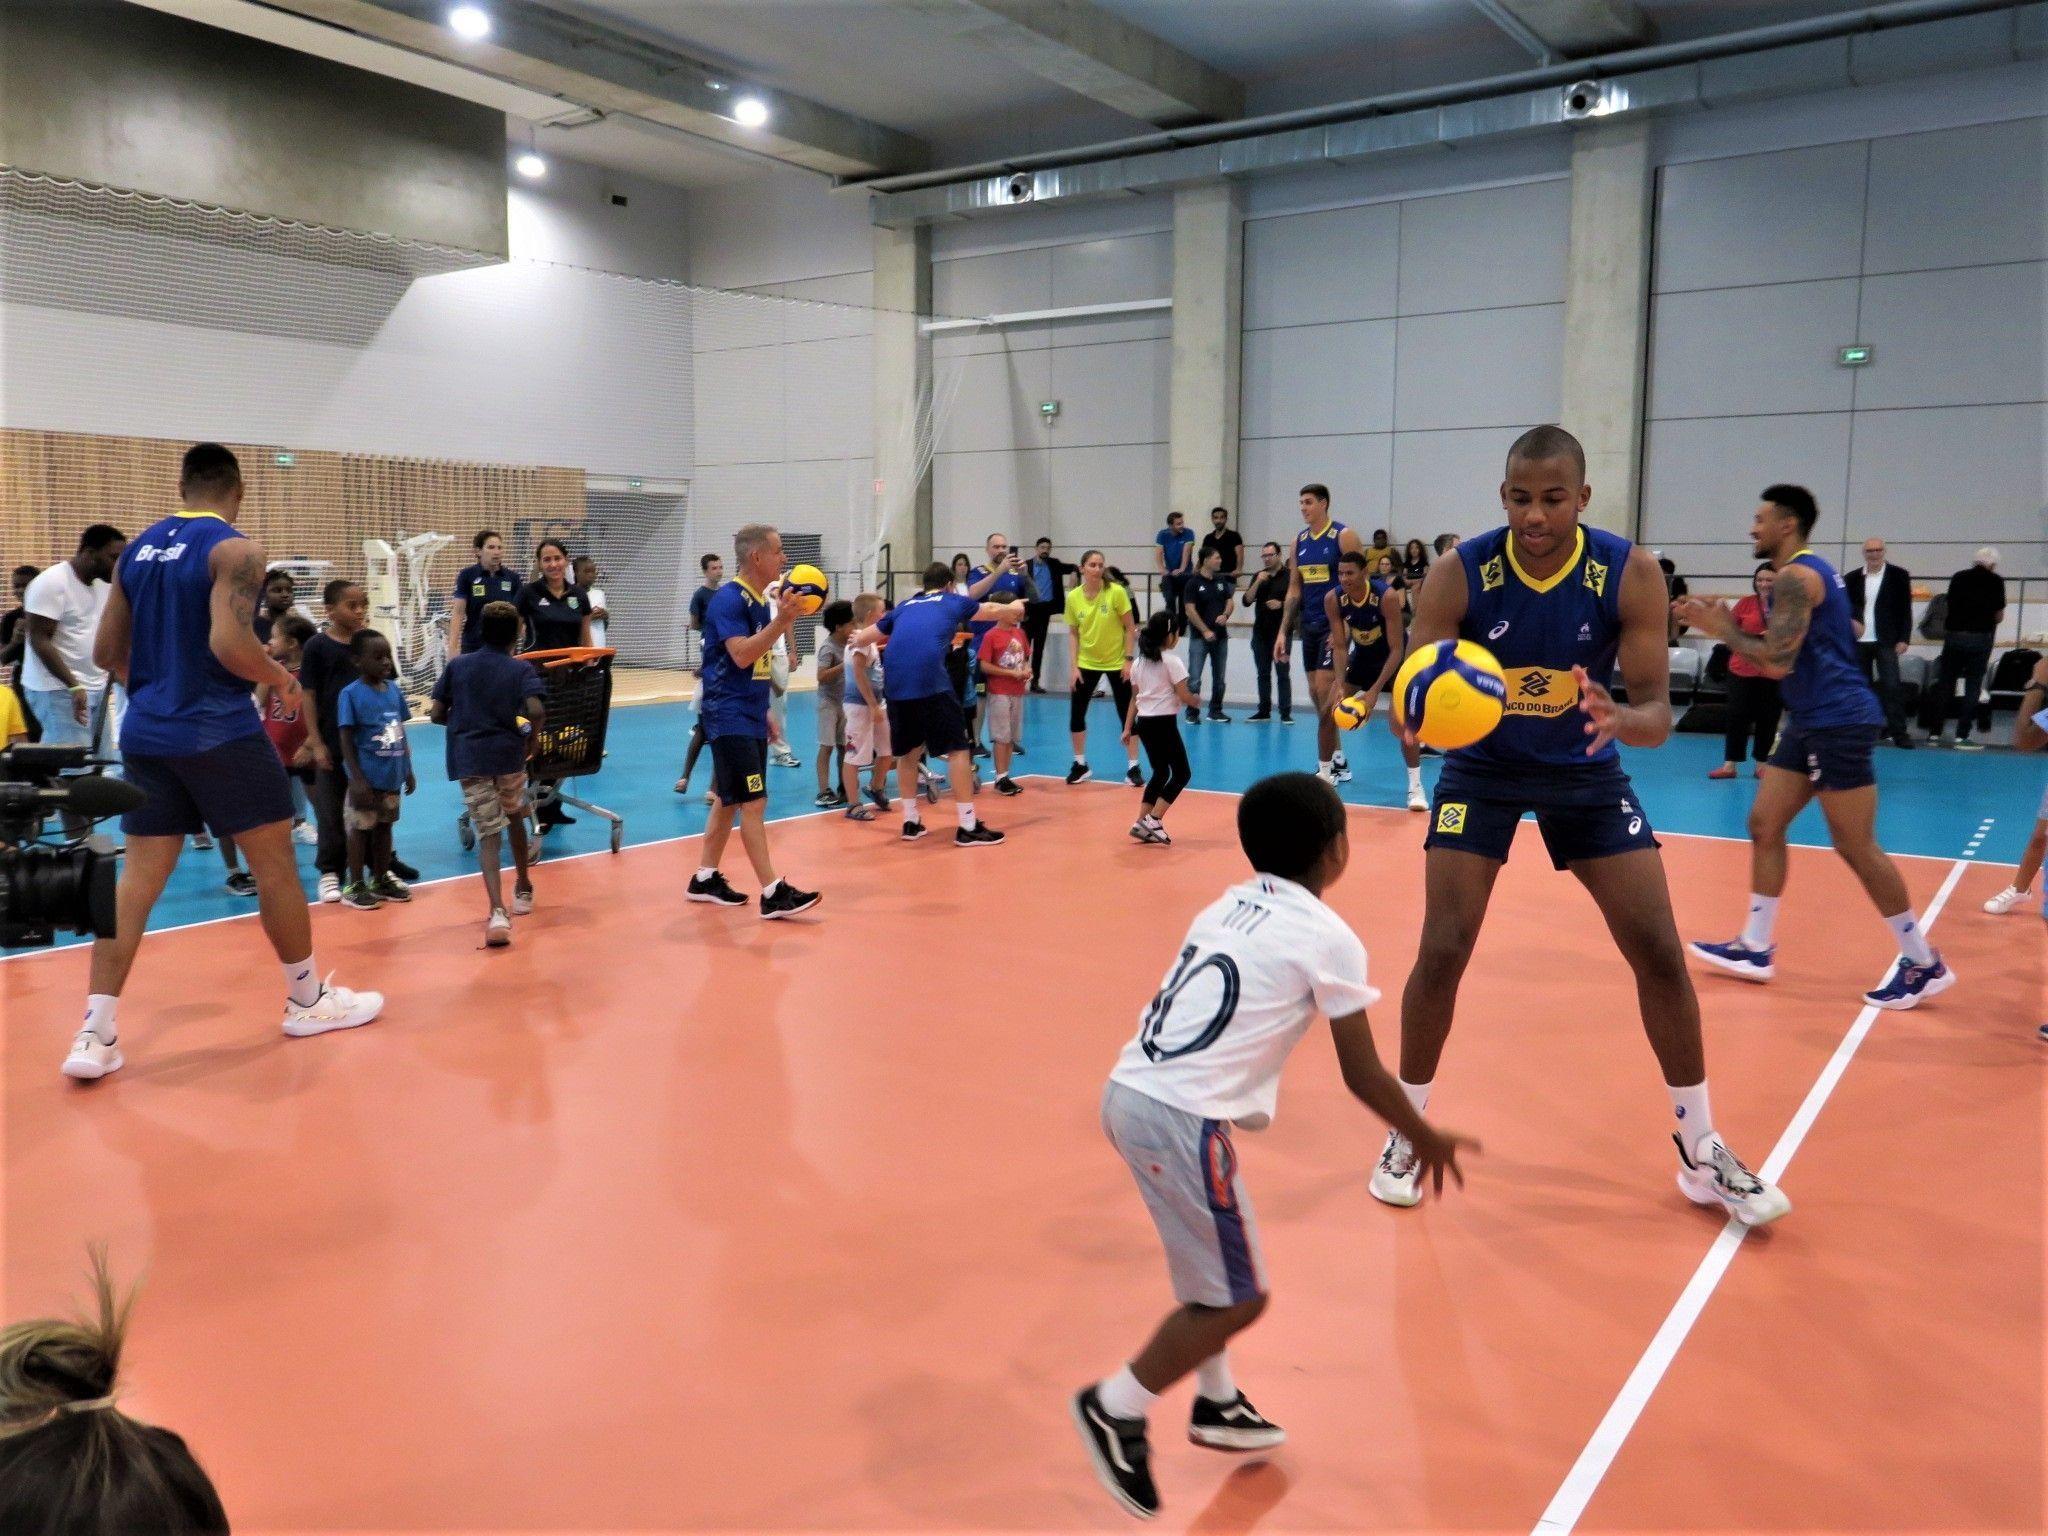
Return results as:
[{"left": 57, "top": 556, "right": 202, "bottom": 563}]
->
[
  {"left": 63, "top": 444, "right": 382, "bottom": 1081},
  {"left": 1276, "top": 483, "right": 1362, "bottom": 784},
  {"left": 1074, "top": 773, "right": 1472, "bottom": 1519},
  {"left": 1367, "top": 426, "right": 1788, "bottom": 1227},
  {"left": 1324, "top": 550, "right": 1425, "bottom": 812},
  {"left": 1677, "top": 486, "right": 1953, "bottom": 1008}
]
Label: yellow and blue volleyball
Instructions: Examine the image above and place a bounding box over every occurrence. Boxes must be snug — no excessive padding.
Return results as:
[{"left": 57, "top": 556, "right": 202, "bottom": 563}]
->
[
  {"left": 1331, "top": 692, "right": 1371, "bottom": 732},
  {"left": 1393, "top": 639, "right": 1507, "bottom": 750},
  {"left": 784, "top": 563, "right": 830, "bottom": 616}
]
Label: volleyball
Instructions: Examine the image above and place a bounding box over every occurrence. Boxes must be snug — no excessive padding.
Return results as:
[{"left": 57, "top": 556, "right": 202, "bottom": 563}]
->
[
  {"left": 1393, "top": 639, "right": 1507, "bottom": 750},
  {"left": 1331, "top": 692, "right": 1371, "bottom": 731},
  {"left": 785, "top": 563, "right": 830, "bottom": 615}
]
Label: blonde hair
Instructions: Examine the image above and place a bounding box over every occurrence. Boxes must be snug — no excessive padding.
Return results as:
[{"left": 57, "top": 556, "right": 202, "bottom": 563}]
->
[
  {"left": 852, "top": 591, "right": 884, "bottom": 623},
  {"left": 0, "top": 1250, "right": 226, "bottom": 1532}
]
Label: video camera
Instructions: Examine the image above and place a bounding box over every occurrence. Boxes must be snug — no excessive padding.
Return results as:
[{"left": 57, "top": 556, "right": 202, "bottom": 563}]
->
[{"left": 0, "top": 744, "right": 144, "bottom": 948}]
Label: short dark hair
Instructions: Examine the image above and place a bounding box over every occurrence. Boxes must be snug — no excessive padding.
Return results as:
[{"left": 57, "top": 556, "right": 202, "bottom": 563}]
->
[
  {"left": 1035, "top": 537, "right": 1051, "bottom": 549},
  {"left": 1238, "top": 772, "right": 1346, "bottom": 883},
  {"left": 273, "top": 611, "right": 316, "bottom": 647},
  {"left": 1300, "top": 483, "right": 1330, "bottom": 503},
  {"left": 1505, "top": 424, "right": 1586, "bottom": 481},
  {"left": 264, "top": 568, "right": 297, "bottom": 589},
  {"left": 473, "top": 529, "right": 501, "bottom": 551},
  {"left": 700, "top": 552, "right": 721, "bottom": 572},
  {"left": 77, "top": 524, "right": 124, "bottom": 553},
  {"left": 1372, "top": 528, "right": 1388, "bottom": 542},
  {"left": 322, "top": 578, "right": 363, "bottom": 607},
  {"left": 348, "top": 628, "right": 390, "bottom": 658},
  {"left": 1338, "top": 550, "right": 1368, "bottom": 571},
  {"left": 820, "top": 598, "right": 854, "bottom": 630},
  {"left": 478, "top": 600, "right": 520, "bottom": 648},
  {"left": 11, "top": 564, "right": 38, "bottom": 585},
  {"left": 178, "top": 442, "right": 240, "bottom": 499},
  {"left": 1261, "top": 542, "right": 1281, "bottom": 556},
  {"left": 1761, "top": 483, "right": 1819, "bottom": 537},
  {"left": 922, "top": 561, "right": 953, "bottom": 590},
  {"left": 1167, "top": 511, "right": 1185, "bottom": 526}
]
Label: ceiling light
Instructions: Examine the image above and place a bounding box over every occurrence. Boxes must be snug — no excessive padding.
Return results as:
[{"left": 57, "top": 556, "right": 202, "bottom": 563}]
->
[
  {"left": 515, "top": 151, "right": 547, "bottom": 180},
  {"left": 447, "top": 5, "right": 490, "bottom": 40},
  {"left": 733, "top": 96, "right": 769, "bottom": 128}
]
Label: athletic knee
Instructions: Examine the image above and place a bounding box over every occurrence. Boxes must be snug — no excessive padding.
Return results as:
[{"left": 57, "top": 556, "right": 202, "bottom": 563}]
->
[
  {"left": 1189, "top": 1293, "right": 1268, "bottom": 1332},
  {"left": 1746, "top": 808, "right": 1789, "bottom": 845}
]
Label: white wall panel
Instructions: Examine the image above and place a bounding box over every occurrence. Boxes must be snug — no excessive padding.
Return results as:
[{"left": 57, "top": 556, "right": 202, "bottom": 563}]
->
[
  {"left": 1240, "top": 320, "right": 1396, "bottom": 440},
  {"left": 783, "top": 336, "right": 871, "bottom": 462},
  {"left": 1396, "top": 180, "right": 1569, "bottom": 315},
  {"left": 1236, "top": 433, "right": 1392, "bottom": 554},
  {"left": 1855, "top": 264, "right": 2048, "bottom": 410},
  {"left": 1049, "top": 338, "right": 1171, "bottom": 449},
  {"left": 1394, "top": 305, "right": 1564, "bottom": 432},
  {"left": 1048, "top": 443, "right": 1171, "bottom": 555},
  {"left": 1648, "top": 280, "right": 1860, "bottom": 419},
  {"left": 932, "top": 246, "right": 1054, "bottom": 355},
  {"left": 935, "top": 348, "right": 1053, "bottom": 454},
  {"left": 1640, "top": 413, "right": 1853, "bottom": 551},
  {"left": 1864, "top": 117, "right": 2048, "bottom": 274},
  {"left": 693, "top": 345, "right": 783, "bottom": 467},
  {"left": 1653, "top": 143, "right": 1868, "bottom": 293},
  {"left": 1389, "top": 428, "right": 1524, "bottom": 548},
  {"left": 934, "top": 449, "right": 1049, "bottom": 552},
  {"left": 1050, "top": 233, "right": 1172, "bottom": 347},
  {"left": 1847, "top": 403, "right": 2048, "bottom": 555},
  {"left": 1242, "top": 202, "right": 1399, "bottom": 331}
]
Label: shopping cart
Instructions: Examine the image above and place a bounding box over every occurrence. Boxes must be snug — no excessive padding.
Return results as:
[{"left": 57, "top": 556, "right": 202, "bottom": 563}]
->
[{"left": 456, "top": 647, "right": 624, "bottom": 856}]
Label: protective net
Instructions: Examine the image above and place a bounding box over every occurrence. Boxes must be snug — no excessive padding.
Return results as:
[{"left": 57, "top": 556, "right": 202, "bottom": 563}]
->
[{"left": 0, "top": 166, "right": 949, "bottom": 701}]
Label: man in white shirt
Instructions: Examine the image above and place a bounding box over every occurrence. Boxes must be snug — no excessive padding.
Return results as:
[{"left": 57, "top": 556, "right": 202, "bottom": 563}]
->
[
  {"left": 1072, "top": 771, "right": 1473, "bottom": 1520},
  {"left": 1843, "top": 536, "right": 1913, "bottom": 748},
  {"left": 22, "top": 524, "right": 127, "bottom": 753}
]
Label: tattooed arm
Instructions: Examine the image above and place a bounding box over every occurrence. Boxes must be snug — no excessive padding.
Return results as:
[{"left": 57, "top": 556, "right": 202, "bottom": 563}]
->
[
  {"left": 1674, "top": 564, "right": 1814, "bottom": 681},
  {"left": 211, "top": 538, "right": 300, "bottom": 702}
]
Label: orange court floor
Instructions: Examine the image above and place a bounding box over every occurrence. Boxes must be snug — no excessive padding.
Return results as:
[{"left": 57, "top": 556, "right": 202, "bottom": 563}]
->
[{"left": 2, "top": 783, "right": 2039, "bottom": 1535}]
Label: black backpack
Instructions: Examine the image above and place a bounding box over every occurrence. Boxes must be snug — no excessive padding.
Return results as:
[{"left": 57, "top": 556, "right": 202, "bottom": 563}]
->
[{"left": 1918, "top": 593, "right": 1947, "bottom": 641}]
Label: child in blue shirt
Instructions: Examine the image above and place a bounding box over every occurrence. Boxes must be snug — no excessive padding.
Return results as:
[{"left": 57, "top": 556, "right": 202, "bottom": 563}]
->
[{"left": 336, "top": 631, "right": 414, "bottom": 909}]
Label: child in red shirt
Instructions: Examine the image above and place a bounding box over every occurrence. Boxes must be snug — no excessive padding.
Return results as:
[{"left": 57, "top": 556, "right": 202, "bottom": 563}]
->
[
  {"left": 978, "top": 608, "right": 1032, "bottom": 796},
  {"left": 257, "top": 612, "right": 318, "bottom": 840}
]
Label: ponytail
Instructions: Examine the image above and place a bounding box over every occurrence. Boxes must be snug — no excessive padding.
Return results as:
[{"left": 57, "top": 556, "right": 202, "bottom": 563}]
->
[{"left": 1137, "top": 610, "right": 1172, "bottom": 662}]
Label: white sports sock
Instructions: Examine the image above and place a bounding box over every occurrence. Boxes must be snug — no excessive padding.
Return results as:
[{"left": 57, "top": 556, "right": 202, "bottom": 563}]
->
[
  {"left": 1194, "top": 1354, "right": 1237, "bottom": 1402},
  {"left": 1885, "top": 909, "right": 1936, "bottom": 966},
  {"left": 956, "top": 804, "right": 977, "bottom": 830},
  {"left": 1407, "top": 766, "right": 1423, "bottom": 788},
  {"left": 695, "top": 866, "right": 717, "bottom": 882},
  {"left": 280, "top": 957, "right": 321, "bottom": 1009},
  {"left": 904, "top": 802, "right": 923, "bottom": 826},
  {"left": 1318, "top": 758, "right": 1333, "bottom": 776},
  {"left": 1740, "top": 894, "right": 1779, "bottom": 950},
  {"left": 1096, "top": 1365, "right": 1156, "bottom": 1422},
  {"left": 763, "top": 878, "right": 784, "bottom": 898},
  {"left": 1399, "top": 1078, "right": 1432, "bottom": 1115},
  {"left": 1074, "top": 755, "right": 1088, "bottom": 768},
  {"left": 1667, "top": 1081, "right": 1714, "bottom": 1145},
  {"left": 84, "top": 994, "right": 119, "bottom": 1044}
]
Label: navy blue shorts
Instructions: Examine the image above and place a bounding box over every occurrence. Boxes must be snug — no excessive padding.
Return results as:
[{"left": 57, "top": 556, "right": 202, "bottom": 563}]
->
[
  {"left": 710, "top": 733, "right": 769, "bottom": 807},
  {"left": 887, "top": 692, "right": 971, "bottom": 760},
  {"left": 1299, "top": 626, "right": 1335, "bottom": 674},
  {"left": 1345, "top": 647, "right": 1389, "bottom": 691},
  {"left": 122, "top": 732, "right": 296, "bottom": 838},
  {"left": 1767, "top": 720, "right": 1878, "bottom": 792},
  {"left": 1424, "top": 766, "right": 1660, "bottom": 870}
]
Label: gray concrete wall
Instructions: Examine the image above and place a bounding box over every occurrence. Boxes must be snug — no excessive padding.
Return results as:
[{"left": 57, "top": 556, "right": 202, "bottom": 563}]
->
[{"left": 0, "top": 0, "right": 508, "bottom": 256}]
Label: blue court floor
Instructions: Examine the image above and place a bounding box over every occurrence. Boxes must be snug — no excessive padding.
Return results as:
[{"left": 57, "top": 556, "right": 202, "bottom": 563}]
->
[{"left": 8, "top": 690, "right": 2041, "bottom": 953}]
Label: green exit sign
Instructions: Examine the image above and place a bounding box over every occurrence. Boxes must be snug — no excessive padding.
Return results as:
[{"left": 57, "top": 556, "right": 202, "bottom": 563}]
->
[
  {"left": 628, "top": 477, "right": 643, "bottom": 489},
  {"left": 1837, "top": 345, "right": 1874, "bottom": 367},
  {"left": 274, "top": 451, "right": 296, "bottom": 467}
]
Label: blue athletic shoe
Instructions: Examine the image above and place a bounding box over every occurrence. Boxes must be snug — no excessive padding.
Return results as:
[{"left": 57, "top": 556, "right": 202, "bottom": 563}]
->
[
  {"left": 1687, "top": 938, "right": 1776, "bottom": 982},
  {"left": 1863, "top": 953, "right": 1955, "bottom": 1011},
  {"left": 2038, "top": 1023, "right": 2047, "bottom": 1044}
]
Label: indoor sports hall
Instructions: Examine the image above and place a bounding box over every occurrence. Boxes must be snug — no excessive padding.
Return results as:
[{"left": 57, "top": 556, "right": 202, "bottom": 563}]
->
[{"left": 0, "top": 2, "right": 2041, "bottom": 1532}]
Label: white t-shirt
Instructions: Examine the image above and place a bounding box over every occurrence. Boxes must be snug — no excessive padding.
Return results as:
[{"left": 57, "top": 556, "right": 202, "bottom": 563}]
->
[
  {"left": 1131, "top": 650, "right": 1188, "bottom": 717},
  {"left": 1860, "top": 565, "right": 1884, "bottom": 634},
  {"left": 1110, "top": 875, "right": 1381, "bottom": 1129},
  {"left": 586, "top": 586, "right": 608, "bottom": 649},
  {"left": 21, "top": 563, "right": 109, "bottom": 691}
]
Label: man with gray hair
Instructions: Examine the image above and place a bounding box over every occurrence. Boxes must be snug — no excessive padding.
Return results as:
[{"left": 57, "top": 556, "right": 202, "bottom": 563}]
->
[
  {"left": 1923, "top": 547, "right": 2006, "bottom": 750},
  {"left": 686, "top": 523, "right": 821, "bottom": 917}
]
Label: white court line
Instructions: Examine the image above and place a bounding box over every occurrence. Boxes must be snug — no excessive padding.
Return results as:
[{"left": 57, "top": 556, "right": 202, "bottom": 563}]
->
[{"left": 1531, "top": 854, "right": 1972, "bottom": 1535}]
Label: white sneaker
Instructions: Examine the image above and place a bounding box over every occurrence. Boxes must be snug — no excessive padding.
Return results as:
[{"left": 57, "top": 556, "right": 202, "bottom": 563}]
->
[
  {"left": 1369, "top": 1131, "right": 1421, "bottom": 1207},
  {"left": 1315, "top": 764, "right": 1338, "bottom": 786},
  {"left": 317, "top": 873, "right": 341, "bottom": 904},
  {"left": 1675, "top": 1132, "right": 1790, "bottom": 1228},
  {"left": 1333, "top": 760, "right": 1353, "bottom": 783},
  {"left": 190, "top": 830, "right": 215, "bottom": 851},
  {"left": 61, "top": 1029, "right": 122, "bottom": 1081},
  {"left": 485, "top": 910, "right": 512, "bottom": 948},
  {"left": 1983, "top": 884, "right": 2031, "bottom": 915},
  {"left": 1406, "top": 782, "right": 1428, "bottom": 812},
  {"left": 510, "top": 885, "right": 535, "bottom": 917},
  {"left": 292, "top": 820, "right": 318, "bottom": 846},
  {"left": 282, "top": 979, "right": 384, "bottom": 1038}
]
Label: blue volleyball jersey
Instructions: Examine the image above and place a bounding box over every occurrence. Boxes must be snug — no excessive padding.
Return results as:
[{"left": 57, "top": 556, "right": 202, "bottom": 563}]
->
[
  {"left": 118, "top": 511, "right": 265, "bottom": 755},
  {"left": 1781, "top": 549, "right": 1883, "bottom": 730},
  {"left": 1293, "top": 519, "right": 1348, "bottom": 632},
  {"left": 1452, "top": 523, "right": 1631, "bottom": 777},
  {"left": 1337, "top": 580, "right": 1392, "bottom": 679}
]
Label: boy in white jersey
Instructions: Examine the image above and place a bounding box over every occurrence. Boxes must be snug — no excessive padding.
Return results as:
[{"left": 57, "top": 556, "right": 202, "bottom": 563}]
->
[{"left": 1073, "top": 772, "right": 1474, "bottom": 1519}]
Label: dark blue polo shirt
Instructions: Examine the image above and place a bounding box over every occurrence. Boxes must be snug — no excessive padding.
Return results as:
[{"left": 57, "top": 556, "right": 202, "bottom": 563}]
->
[
  {"left": 453, "top": 562, "right": 522, "bottom": 651},
  {"left": 699, "top": 579, "right": 773, "bottom": 739},
  {"left": 432, "top": 646, "right": 544, "bottom": 779}
]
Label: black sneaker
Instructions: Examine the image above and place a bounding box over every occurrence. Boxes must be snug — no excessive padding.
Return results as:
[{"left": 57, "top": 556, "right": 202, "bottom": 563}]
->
[
  {"left": 1279, "top": 713, "right": 1294, "bottom": 724},
  {"left": 1247, "top": 711, "right": 1272, "bottom": 721},
  {"left": 955, "top": 822, "right": 1005, "bottom": 847},
  {"left": 686, "top": 870, "right": 748, "bottom": 907},
  {"left": 995, "top": 776, "right": 1023, "bottom": 796},
  {"left": 760, "top": 882, "right": 822, "bottom": 920},
  {"left": 1185, "top": 707, "right": 1201, "bottom": 724},
  {"left": 866, "top": 785, "right": 890, "bottom": 810},
  {"left": 1188, "top": 1393, "right": 1286, "bottom": 1451},
  {"left": 388, "top": 856, "right": 421, "bottom": 882},
  {"left": 1206, "top": 713, "right": 1232, "bottom": 725},
  {"left": 1125, "top": 764, "right": 1145, "bottom": 787},
  {"left": 1071, "top": 1386, "right": 1158, "bottom": 1520},
  {"left": 1065, "top": 762, "right": 1092, "bottom": 786},
  {"left": 370, "top": 874, "right": 412, "bottom": 904},
  {"left": 339, "top": 882, "right": 382, "bottom": 911},
  {"left": 1890, "top": 732, "right": 1916, "bottom": 750},
  {"left": 901, "top": 819, "right": 930, "bottom": 842},
  {"left": 224, "top": 871, "right": 258, "bottom": 897},
  {"left": 971, "top": 743, "right": 990, "bottom": 759}
]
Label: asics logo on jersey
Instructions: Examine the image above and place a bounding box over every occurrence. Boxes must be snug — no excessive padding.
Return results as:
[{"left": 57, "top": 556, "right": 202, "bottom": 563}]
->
[
  {"left": 1488, "top": 620, "right": 1510, "bottom": 640},
  {"left": 1481, "top": 557, "right": 1505, "bottom": 592}
]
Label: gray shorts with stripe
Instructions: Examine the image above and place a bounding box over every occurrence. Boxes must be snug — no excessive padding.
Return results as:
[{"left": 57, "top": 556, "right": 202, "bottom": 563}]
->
[{"left": 1100, "top": 1079, "right": 1267, "bottom": 1307}]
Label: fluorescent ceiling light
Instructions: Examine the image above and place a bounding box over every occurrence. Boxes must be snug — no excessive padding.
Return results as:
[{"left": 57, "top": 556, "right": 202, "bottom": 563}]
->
[
  {"left": 514, "top": 151, "right": 547, "bottom": 179},
  {"left": 448, "top": 5, "right": 490, "bottom": 41},
  {"left": 732, "top": 96, "right": 769, "bottom": 128}
]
